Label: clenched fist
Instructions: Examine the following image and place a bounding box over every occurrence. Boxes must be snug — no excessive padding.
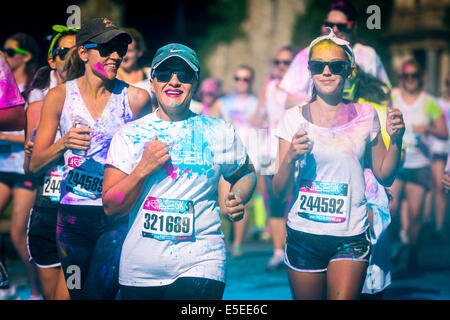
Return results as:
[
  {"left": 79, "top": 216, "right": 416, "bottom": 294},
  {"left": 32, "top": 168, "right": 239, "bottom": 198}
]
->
[{"left": 135, "top": 136, "right": 170, "bottom": 177}]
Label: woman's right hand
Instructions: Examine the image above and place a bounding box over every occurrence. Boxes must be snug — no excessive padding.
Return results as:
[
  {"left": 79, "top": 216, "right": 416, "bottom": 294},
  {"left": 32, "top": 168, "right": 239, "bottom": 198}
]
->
[
  {"left": 286, "top": 130, "right": 310, "bottom": 163},
  {"left": 135, "top": 136, "right": 170, "bottom": 177},
  {"left": 24, "top": 140, "right": 34, "bottom": 157},
  {"left": 63, "top": 126, "right": 93, "bottom": 152}
]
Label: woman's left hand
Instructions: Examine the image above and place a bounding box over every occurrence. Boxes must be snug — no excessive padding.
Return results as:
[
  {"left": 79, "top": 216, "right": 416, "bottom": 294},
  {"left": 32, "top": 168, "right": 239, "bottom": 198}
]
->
[
  {"left": 224, "top": 192, "right": 245, "bottom": 222},
  {"left": 386, "top": 107, "right": 405, "bottom": 144}
]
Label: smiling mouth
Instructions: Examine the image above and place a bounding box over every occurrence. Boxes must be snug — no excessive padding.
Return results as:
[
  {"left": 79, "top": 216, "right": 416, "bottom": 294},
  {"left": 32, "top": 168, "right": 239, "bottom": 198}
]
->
[{"left": 165, "top": 90, "right": 183, "bottom": 97}]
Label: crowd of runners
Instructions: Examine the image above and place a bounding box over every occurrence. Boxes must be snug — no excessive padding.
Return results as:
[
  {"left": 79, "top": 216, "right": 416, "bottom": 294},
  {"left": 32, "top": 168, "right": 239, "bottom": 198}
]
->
[{"left": 0, "top": 0, "right": 449, "bottom": 300}]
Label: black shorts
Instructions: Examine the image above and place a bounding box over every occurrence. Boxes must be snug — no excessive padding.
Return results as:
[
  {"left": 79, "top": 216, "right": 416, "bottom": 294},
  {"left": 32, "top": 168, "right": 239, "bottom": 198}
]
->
[
  {"left": 0, "top": 171, "right": 37, "bottom": 190},
  {"left": 431, "top": 153, "right": 448, "bottom": 162},
  {"left": 285, "top": 226, "right": 371, "bottom": 272},
  {"left": 27, "top": 206, "right": 60, "bottom": 268},
  {"left": 397, "top": 166, "right": 432, "bottom": 191}
]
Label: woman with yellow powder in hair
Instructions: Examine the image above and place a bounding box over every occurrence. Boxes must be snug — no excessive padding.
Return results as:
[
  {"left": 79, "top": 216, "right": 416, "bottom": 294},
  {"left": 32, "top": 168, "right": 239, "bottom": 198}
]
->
[{"left": 273, "top": 30, "right": 405, "bottom": 300}]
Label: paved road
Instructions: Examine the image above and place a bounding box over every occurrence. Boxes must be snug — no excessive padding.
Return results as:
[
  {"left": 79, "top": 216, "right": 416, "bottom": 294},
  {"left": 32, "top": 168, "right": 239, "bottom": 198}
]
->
[{"left": 3, "top": 225, "right": 450, "bottom": 300}]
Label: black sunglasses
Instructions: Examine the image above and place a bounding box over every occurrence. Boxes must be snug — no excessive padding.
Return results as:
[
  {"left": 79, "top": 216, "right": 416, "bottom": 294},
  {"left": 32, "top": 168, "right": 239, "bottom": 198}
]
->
[
  {"left": 153, "top": 69, "right": 197, "bottom": 83},
  {"left": 234, "top": 76, "right": 251, "bottom": 82},
  {"left": 323, "top": 21, "right": 353, "bottom": 33},
  {"left": 84, "top": 42, "right": 128, "bottom": 57},
  {"left": 401, "top": 73, "right": 420, "bottom": 80},
  {"left": 308, "top": 60, "right": 350, "bottom": 76},
  {"left": 273, "top": 59, "right": 291, "bottom": 66},
  {"left": 52, "top": 47, "right": 71, "bottom": 60},
  {"left": 3, "top": 47, "right": 29, "bottom": 58}
]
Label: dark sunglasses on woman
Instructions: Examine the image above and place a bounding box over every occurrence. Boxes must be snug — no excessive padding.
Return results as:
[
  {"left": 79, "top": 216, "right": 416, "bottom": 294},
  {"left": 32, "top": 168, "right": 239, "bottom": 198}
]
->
[
  {"left": 322, "top": 21, "right": 353, "bottom": 33},
  {"left": 273, "top": 59, "right": 292, "bottom": 67},
  {"left": 152, "top": 69, "right": 197, "bottom": 83},
  {"left": 2, "top": 47, "right": 29, "bottom": 58},
  {"left": 401, "top": 73, "right": 420, "bottom": 81},
  {"left": 52, "top": 47, "right": 71, "bottom": 60},
  {"left": 234, "top": 76, "right": 251, "bottom": 83},
  {"left": 84, "top": 41, "right": 128, "bottom": 58},
  {"left": 308, "top": 60, "right": 350, "bottom": 76}
]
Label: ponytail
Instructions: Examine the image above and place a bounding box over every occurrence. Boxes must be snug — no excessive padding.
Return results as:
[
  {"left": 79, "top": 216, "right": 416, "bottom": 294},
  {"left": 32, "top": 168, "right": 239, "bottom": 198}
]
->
[{"left": 64, "top": 46, "right": 85, "bottom": 82}]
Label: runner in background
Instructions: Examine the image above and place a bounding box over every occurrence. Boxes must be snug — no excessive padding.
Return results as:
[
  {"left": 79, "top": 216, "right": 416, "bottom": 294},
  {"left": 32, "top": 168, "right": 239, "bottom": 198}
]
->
[
  {"left": 273, "top": 30, "right": 404, "bottom": 299},
  {"left": 280, "top": 0, "right": 390, "bottom": 107},
  {"left": 24, "top": 25, "right": 77, "bottom": 300},
  {"left": 353, "top": 69, "right": 398, "bottom": 299},
  {"left": 424, "top": 73, "right": 450, "bottom": 240},
  {"left": 103, "top": 43, "right": 257, "bottom": 299},
  {"left": 0, "top": 32, "right": 41, "bottom": 300},
  {"left": 190, "top": 77, "right": 222, "bottom": 117},
  {"left": 29, "top": 18, "right": 150, "bottom": 299},
  {"left": 0, "top": 51, "right": 25, "bottom": 131},
  {"left": 389, "top": 60, "right": 448, "bottom": 276},
  {"left": 213, "top": 65, "right": 258, "bottom": 258},
  {"left": 250, "top": 45, "right": 299, "bottom": 270},
  {"left": 0, "top": 50, "right": 26, "bottom": 298},
  {"left": 117, "top": 27, "right": 151, "bottom": 96}
]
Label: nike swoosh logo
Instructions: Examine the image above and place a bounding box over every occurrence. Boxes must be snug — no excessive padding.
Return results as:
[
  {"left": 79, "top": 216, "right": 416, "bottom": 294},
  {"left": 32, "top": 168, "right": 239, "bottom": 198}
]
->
[{"left": 170, "top": 49, "right": 183, "bottom": 53}]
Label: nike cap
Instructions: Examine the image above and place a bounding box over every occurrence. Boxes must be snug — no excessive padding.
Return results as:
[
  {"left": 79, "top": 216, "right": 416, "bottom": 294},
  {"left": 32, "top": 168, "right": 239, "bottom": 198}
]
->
[{"left": 151, "top": 43, "right": 200, "bottom": 73}]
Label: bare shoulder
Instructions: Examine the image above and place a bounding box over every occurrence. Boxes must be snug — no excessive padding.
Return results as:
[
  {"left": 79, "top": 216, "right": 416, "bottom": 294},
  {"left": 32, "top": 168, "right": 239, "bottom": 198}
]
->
[
  {"left": 128, "top": 84, "right": 150, "bottom": 100},
  {"left": 42, "top": 83, "right": 67, "bottom": 115}
]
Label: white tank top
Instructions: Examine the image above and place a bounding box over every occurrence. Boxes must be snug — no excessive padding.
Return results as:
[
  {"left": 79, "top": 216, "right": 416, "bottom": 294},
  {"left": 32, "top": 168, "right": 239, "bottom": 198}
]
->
[{"left": 59, "top": 79, "right": 134, "bottom": 206}]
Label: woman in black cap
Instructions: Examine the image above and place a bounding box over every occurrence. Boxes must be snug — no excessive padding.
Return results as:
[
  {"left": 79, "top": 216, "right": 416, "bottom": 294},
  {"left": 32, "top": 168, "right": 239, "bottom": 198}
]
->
[
  {"left": 29, "top": 18, "right": 151, "bottom": 300},
  {"left": 102, "top": 43, "right": 257, "bottom": 300}
]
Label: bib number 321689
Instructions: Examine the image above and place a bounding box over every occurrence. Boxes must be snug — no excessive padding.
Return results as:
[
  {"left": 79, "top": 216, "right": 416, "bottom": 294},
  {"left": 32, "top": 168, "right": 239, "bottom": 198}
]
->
[
  {"left": 141, "top": 197, "right": 194, "bottom": 241},
  {"left": 297, "top": 180, "right": 349, "bottom": 223}
]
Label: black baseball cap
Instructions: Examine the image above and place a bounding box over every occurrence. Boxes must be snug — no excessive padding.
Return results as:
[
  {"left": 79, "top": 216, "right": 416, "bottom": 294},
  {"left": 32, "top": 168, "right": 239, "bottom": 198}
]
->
[{"left": 76, "top": 18, "right": 132, "bottom": 47}]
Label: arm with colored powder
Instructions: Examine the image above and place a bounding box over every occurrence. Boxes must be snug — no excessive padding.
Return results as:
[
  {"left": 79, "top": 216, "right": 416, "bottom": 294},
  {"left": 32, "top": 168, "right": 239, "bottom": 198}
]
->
[
  {"left": 103, "top": 136, "right": 170, "bottom": 216},
  {"left": 368, "top": 108, "right": 405, "bottom": 187},
  {"left": 29, "top": 85, "right": 93, "bottom": 176},
  {"left": 222, "top": 156, "right": 257, "bottom": 222},
  {"left": 273, "top": 130, "right": 309, "bottom": 201}
]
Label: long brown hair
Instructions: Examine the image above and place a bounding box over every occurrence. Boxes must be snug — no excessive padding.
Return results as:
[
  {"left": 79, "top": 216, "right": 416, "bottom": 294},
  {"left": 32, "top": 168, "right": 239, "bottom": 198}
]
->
[{"left": 63, "top": 46, "right": 85, "bottom": 81}]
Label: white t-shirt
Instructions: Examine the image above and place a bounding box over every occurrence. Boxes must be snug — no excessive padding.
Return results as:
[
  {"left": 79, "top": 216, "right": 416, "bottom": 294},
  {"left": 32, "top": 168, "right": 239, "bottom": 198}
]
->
[
  {"left": 27, "top": 70, "right": 58, "bottom": 104},
  {"left": 429, "top": 97, "right": 450, "bottom": 155},
  {"left": 105, "top": 110, "right": 248, "bottom": 286},
  {"left": 392, "top": 91, "right": 443, "bottom": 169},
  {"left": 259, "top": 79, "right": 289, "bottom": 175},
  {"left": 275, "top": 103, "right": 381, "bottom": 237},
  {"left": 219, "top": 93, "right": 258, "bottom": 169}
]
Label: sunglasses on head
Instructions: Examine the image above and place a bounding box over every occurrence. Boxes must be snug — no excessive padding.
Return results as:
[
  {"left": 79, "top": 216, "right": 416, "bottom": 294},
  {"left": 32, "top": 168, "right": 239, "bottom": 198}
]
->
[
  {"left": 273, "top": 59, "right": 291, "bottom": 67},
  {"left": 323, "top": 21, "right": 352, "bottom": 33},
  {"left": 153, "top": 69, "right": 197, "bottom": 83},
  {"left": 3, "top": 47, "right": 29, "bottom": 58},
  {"left": 84, "top": 42, "right": 128, "bottom": 57},
  {"left": 52, "top": 47, "right": 71, "bottom": 60},
  {"left": 308, "top": 60, "right": 350, "bottom": 76},
  {"left": 234, "top": 76, "right": 251, "bottom": 83},
  {"left": 401, "top": 73, "right": 420, "bottom": 80}
]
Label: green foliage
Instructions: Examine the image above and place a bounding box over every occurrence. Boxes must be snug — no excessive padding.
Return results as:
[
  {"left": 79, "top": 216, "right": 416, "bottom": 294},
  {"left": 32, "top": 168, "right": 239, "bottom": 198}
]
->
[{"left": 190, "top": 0, "right": 247, "bottom": 78}]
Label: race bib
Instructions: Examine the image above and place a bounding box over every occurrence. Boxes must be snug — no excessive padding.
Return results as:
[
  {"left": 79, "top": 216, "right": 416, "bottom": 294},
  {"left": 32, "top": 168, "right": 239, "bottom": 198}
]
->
[
  {"left": 141, "top": 197, "right": 194, "bottom": 241},
  {"left": 297, "top": 180, "right": 349, "bottom": 223},
  {"left": 66, "top": 157, "right": 103, "bottom": 199},
  {"left": 41, "top": 165, "right": 64, "bottom": 201}
]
